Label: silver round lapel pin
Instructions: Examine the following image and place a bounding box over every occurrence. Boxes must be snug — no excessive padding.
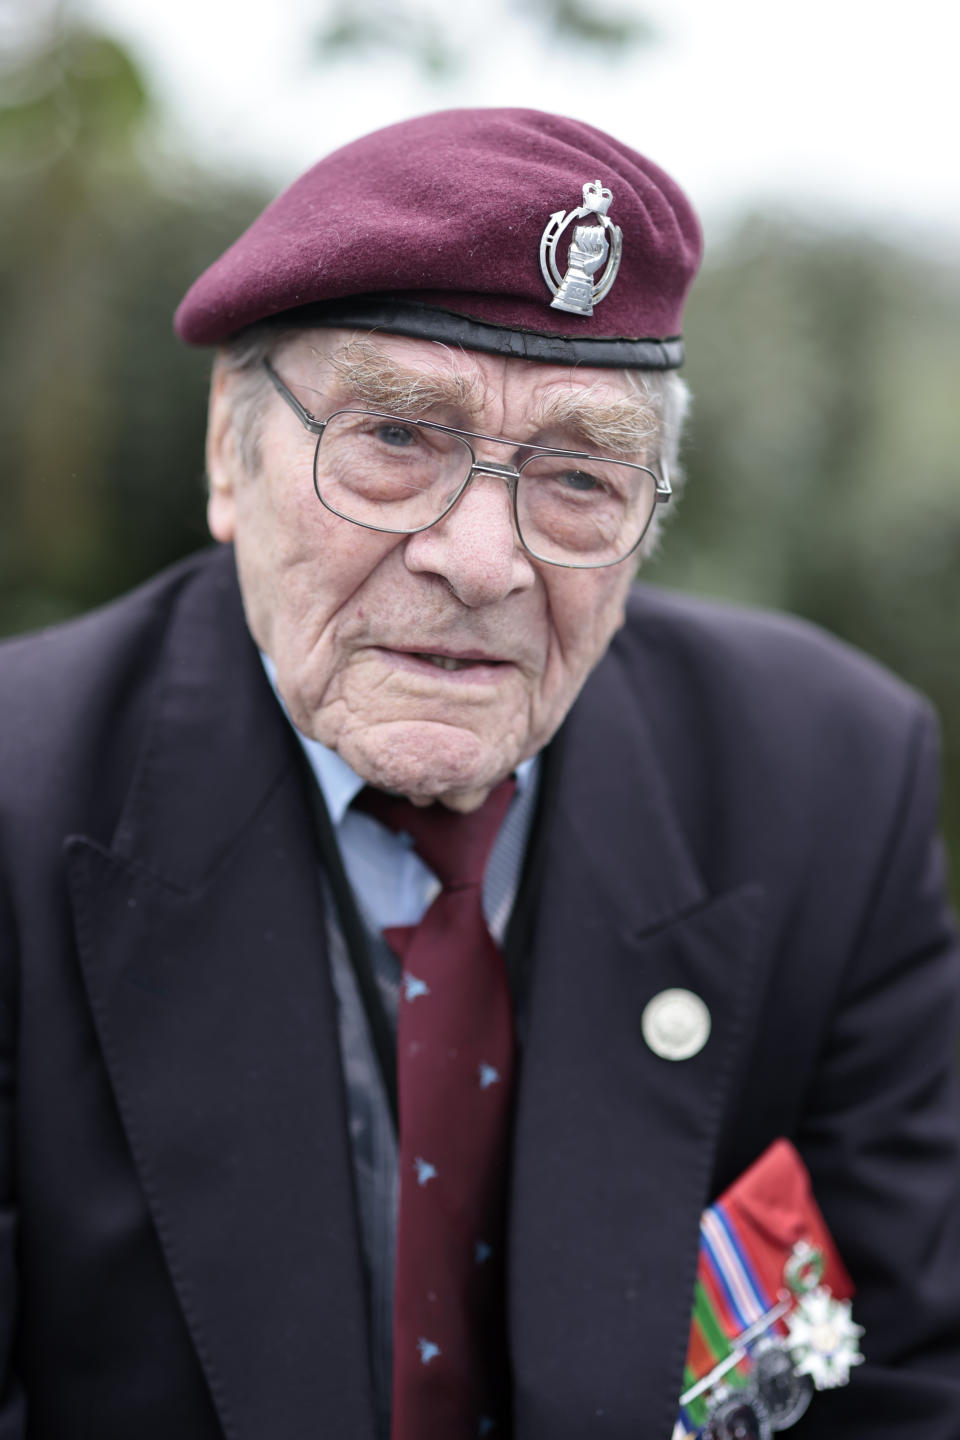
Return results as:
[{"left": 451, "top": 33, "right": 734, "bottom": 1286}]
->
[{"left": 641, "top": 988, "right": 711, "bottom": 1061}]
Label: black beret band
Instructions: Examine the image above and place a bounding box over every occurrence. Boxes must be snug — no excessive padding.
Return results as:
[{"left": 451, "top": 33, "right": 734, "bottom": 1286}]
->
[{"left": 280, "top": 297, "right": 686, "bottom": 370}]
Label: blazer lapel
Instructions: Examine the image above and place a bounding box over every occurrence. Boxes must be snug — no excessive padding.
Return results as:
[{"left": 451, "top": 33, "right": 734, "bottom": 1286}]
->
[
  {"left": 510, "top": 642, "right": 766, "bottom": 1440},
  {"left": 66, "top": 548, "right": 377, "bottom": 1440}
]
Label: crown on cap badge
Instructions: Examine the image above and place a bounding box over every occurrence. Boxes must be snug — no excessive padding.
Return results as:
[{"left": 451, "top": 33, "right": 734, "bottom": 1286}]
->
[{"left": 539, "top": 179, "right": 623, "bottom": 317}]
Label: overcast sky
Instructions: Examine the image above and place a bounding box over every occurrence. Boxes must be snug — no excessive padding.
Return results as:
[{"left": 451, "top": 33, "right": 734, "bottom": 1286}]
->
[{"left": 71, "top": 0, "right": 960, "bottom": 257}]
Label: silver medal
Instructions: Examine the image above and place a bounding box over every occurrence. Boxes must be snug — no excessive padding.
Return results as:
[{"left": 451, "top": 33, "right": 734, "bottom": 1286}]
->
[
  {"left": 752, "top": 1340, "right": 814, "bottom": 1429},
  {"left": 703, "top": 1390, "right": 771, "bottom": 1440}
]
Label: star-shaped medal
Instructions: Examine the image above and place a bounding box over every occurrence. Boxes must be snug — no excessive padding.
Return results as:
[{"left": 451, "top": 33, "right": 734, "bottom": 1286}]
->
[{"left": 785, "top": 1287, "right": 865, "bottom": 1390}]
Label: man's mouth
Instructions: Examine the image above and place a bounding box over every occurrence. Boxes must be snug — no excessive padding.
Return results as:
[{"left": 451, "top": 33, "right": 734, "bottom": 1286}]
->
[
  {"left": 411, "top": 652, "right": 499, "bottom": 672},
  {"left": 378, "top": 647, "right": 510, "bottom": 679}
]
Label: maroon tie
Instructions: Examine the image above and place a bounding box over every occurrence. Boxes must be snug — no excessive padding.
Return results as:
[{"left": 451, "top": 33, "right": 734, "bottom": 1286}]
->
[{"left": 358, "top": 780, "right": 517, "bottom": 1440}]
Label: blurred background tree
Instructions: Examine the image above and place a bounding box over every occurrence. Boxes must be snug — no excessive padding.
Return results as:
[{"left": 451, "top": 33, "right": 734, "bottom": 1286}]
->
[
  {"left": 0, "top": 17, "right": 268, "bottom": 629},
  {"left": 312, "top": 0, "right": 656, "bottom": 75},
  {"left": 651, "top": 223, "right": 960, "bottom": 861},
  {"left": 1, "top": 6, "right": 958, "bottom": 892}
]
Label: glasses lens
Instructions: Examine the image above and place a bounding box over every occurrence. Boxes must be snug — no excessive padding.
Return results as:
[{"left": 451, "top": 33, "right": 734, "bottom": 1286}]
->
[
  {"left": 314, "top": 412, "right": 471, "bottom": 531},
  {"left": 516, "top": 453, "right": 658, "bottom": 567}
]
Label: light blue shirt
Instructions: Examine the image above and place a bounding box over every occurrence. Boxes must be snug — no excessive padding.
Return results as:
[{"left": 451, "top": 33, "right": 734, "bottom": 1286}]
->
[{"left": 260, "top": 652, "right": 539, "bottom": 941}]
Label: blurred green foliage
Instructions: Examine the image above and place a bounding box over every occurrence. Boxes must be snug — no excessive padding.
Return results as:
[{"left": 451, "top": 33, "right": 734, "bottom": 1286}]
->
[
  {"left": 650, "top": 225, "right": 960, "bottom": 870},
  {"left": 0, "top": 22, "right": 268, "bottom": 630},
  {"left": 313, "top": 0, "right": 654, "bottom": 75},
  {"left": 1, "top": 22, "right": 958, "bottom": 894}
]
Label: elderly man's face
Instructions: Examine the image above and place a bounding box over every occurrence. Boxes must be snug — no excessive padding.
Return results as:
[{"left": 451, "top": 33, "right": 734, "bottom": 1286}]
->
[{"left": 207, "top": 331, "right": 654, "bottom": 811}]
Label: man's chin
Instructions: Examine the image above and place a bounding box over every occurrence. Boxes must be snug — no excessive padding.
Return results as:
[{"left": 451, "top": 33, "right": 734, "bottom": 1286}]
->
[{"left": 334, "top": 718, "right": 517, "bottom": 811}]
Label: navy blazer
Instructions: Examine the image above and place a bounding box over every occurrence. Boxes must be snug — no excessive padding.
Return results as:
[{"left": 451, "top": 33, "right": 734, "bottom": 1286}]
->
[{"left": 1, "top": 544, "right": 958, "bottom": 1439}]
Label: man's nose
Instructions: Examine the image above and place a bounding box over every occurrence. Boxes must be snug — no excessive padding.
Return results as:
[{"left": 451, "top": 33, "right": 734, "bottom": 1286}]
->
[{"left": 401, "top": 469, "right": 537, "bottom": 607}]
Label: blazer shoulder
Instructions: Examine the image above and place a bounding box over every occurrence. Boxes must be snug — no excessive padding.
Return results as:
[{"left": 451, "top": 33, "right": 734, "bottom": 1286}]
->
[
  {"left": 617, "top": 582, "right": 931, "bottom": 744},
  {"left": 0, "top": 547, "right": 236, "bottom": 841},
  {"left": 602, "top": 586, "right": 944, "bottom": 952},
  {"left": 0, "top": 548, "right": 228, "bottom": 721}
]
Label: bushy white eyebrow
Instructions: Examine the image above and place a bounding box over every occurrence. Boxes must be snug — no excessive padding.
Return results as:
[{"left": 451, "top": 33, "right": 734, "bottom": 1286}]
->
[
  {"left": 531, "top": 384, "right": 661, "bottom": 456},
  {"left": 320, "top": 337, "right": 661, "bottom": 458},
  {"left": 324, "top": 338, "right": 484, "bottom": 417}
]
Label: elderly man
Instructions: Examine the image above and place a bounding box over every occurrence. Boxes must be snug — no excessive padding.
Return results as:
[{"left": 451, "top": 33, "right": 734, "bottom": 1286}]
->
[{"left": 1, "top": 109, "right": 959, "bottom": 1440}]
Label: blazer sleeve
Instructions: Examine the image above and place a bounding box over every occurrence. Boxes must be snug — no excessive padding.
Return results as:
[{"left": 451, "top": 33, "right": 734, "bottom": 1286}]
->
[
  {"left": 796, "top": 701, "right": 960, "bottom": 1436},
  {"left": 0, "top": 873, "right": 26, "bottom": 1438}
]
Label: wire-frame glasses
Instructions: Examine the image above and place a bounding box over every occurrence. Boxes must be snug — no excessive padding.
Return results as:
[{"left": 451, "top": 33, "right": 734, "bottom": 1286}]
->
[{"left": 263, "top": 358, "right": 671, "bottom": 569}]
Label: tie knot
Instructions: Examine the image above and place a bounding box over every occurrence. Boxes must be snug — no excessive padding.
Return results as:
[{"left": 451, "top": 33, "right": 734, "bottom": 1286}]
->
[{"left": 356, "top": 778, "right": 516, "bottom": 888}]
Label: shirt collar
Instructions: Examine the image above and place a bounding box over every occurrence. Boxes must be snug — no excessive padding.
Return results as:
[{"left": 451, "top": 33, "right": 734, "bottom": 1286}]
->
[{"left": 260, "top": 651, "right": 538, "bottom": 825}]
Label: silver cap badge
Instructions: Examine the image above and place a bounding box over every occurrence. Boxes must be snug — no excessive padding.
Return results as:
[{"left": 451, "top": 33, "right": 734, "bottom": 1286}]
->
[{"left": 539, "top": 179, "right": 623, "bottom": 317}]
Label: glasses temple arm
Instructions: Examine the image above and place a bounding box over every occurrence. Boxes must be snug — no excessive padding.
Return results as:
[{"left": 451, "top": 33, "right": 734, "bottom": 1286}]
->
[
  {"left": 263, "top": 358, "right": 327, "bottom": 435},
  {"left": 655, "top": 454, "right": 673, "bottom": 502}
]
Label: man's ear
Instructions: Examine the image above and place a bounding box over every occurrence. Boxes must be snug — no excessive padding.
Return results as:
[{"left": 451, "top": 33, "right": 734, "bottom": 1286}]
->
[{"left": 206, "top": 365, "right": 239, "bottom": 542}]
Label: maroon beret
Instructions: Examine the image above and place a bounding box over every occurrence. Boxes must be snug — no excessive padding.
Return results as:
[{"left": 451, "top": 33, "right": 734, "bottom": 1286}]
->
[{"left": 174, "top": 107, "right": 702, "bottom": 369}]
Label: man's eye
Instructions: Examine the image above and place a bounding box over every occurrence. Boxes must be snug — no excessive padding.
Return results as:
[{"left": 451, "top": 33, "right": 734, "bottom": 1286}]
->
[
  {"left": 374, "top": 422, "right": 417, "bottom": 448},
  {"left": 559, "top": 468, "right": 602, "bottom": 492}
]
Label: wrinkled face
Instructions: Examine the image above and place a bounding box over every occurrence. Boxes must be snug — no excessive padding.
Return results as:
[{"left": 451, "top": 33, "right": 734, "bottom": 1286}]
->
[{"left": 207, "top": 330, "right": 656, "bottom": 811}]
